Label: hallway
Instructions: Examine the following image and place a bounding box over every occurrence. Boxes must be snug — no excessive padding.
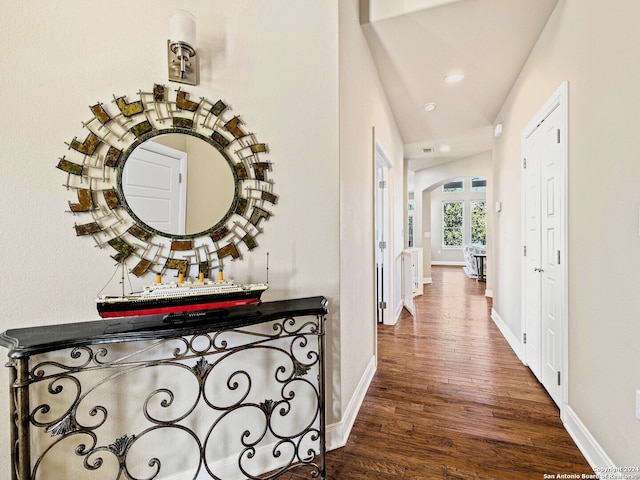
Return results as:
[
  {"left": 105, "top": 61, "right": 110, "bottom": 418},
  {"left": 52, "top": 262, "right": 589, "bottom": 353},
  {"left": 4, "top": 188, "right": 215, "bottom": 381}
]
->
[{"left": 325, "top": 266, "right": 592, "bottom": 479}]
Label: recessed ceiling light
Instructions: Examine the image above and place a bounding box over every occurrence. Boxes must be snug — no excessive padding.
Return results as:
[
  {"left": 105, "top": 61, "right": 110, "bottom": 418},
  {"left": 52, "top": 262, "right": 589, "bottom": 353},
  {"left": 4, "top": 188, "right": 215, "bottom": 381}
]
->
[
  {"left": 444, "top": 73, "right": 465, "bottom": 84},
  {"left": 423, "top": 102, "right": 437, "bottom": 111},
  {"left": 439, "top": 144, "right": 451, "bottom": 153}
]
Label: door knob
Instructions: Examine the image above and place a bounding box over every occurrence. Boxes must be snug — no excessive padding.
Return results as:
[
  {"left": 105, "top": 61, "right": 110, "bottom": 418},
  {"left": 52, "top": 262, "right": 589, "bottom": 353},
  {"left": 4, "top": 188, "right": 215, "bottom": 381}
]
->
[{"left": 534, "top": 267, "right": 545, "bottom": 273}]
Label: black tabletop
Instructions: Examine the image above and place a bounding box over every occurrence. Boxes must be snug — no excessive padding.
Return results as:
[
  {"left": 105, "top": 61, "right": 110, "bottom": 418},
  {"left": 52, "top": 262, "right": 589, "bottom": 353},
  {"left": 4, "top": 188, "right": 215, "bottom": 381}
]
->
[{"left": 0, "top": 296, "right": 328, "bottom": 359}]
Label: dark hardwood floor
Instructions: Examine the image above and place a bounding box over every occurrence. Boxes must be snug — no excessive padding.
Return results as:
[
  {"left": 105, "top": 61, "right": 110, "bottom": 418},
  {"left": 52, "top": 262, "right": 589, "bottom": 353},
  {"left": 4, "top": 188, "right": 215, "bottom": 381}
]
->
[{"left": 320, "top": 265, "right": 592, "bottom": 479}]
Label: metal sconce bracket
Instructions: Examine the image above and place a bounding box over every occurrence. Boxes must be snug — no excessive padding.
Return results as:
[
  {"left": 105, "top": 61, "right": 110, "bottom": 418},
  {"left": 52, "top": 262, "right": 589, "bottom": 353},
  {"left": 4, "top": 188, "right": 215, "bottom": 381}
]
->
[{"left": 168, "top": 40, "right": 199, "bottom": 85}]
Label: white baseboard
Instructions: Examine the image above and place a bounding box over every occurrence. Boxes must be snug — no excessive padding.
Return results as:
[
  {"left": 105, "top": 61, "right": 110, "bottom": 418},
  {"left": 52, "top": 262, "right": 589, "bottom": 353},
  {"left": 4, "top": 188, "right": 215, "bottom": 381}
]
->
[
  {"left": 490, "top": 308, "right": 525, "bottom": 363},
  {"left": 383, "top": 313, "right": 399, "bottom": 325},
  {"left": 563, "top": 405, "right": 614, "bottom": 472},
  {"left": 423, "top": 277, "right": 432, "bottom": 284},
  {"left": 484, "top": 289, "right": 493, "bottom": 298},
  {"left": 431, "top": 261, "right": 465, "bottom": 266},
  {"left": 394, "top": 300, "right": 404, "bottom": 323},
  {"left": 326, "top": 355, "right": 377, "bottom": 451}
]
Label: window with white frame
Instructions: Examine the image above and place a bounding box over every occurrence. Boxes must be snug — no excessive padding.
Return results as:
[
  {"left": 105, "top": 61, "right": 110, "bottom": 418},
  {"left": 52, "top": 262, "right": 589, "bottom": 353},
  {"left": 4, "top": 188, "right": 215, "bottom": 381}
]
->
[
  {"left": 471, "top": 177, "right": 487, "bottom": 191},
  {"left": 471, "top": 200, "right": 486, "bottom": 245},
  {"left": 442, "top": 178, "right": 464, "bottom": 192},
  {"left": 442, "top": 201, "right": 463, "bottom": 247}
]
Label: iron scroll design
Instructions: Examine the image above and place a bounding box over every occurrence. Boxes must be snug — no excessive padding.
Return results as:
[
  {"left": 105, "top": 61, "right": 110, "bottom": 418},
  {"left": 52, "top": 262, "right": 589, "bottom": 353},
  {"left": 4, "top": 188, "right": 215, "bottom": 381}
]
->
[{"left": 7, "top": 313, "right": 326, "bottom": 480}]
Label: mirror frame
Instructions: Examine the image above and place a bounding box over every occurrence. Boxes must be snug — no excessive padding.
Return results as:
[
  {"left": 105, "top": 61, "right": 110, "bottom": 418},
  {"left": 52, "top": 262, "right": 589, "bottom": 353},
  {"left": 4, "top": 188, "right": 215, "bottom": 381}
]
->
[{"left": 57, "top": 84, "right": 277, "bottom": 279}]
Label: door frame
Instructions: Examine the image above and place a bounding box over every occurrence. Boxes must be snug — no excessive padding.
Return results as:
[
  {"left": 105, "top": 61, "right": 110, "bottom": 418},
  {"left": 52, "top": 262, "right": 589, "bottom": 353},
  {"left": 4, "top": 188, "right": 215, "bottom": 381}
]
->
[
  {"left": 520, "top": 81, "right": 569, "bottom": 414},
  {"left": 375, "top": 139, "right": 393, "bottom": 325}
]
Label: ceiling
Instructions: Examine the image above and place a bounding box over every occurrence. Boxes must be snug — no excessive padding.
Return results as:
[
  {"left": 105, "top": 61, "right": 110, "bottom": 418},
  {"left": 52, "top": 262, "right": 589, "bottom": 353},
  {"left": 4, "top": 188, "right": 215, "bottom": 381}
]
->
[{"left": 360, "top": 0, "right": 559, "bottom": 172}]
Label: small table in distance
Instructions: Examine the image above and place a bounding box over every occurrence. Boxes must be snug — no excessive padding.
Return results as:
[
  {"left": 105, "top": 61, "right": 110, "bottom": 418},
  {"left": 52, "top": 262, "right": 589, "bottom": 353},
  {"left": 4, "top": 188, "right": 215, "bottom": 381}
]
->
[{"left": 473, "top": 254, "right": 486, "bottom": 282}]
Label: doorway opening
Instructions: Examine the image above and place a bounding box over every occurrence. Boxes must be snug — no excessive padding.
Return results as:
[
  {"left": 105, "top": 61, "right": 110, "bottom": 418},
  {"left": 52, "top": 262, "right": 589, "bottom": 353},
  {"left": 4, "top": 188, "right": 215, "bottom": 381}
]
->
[
  {"left": 375, "top": 142, "right": 392, "bottom": 324},
  {"left": 422, "top": 176, "right": 488, "bottom": 283}
]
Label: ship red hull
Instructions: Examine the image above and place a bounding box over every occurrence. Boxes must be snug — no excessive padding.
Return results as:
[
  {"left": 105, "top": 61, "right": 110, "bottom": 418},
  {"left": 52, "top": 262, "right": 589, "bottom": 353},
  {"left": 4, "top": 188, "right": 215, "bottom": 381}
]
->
[
  {"left": 97, "top": 288, "right": 265, "bottom": 318},
  {"left": 98, "top": 298, "right": 261, "bottom": 318}
]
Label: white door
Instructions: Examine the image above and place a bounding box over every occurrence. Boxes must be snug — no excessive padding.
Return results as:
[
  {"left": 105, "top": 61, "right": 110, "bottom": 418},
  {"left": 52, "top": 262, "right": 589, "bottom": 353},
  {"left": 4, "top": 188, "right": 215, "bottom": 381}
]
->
[
  {"left": 524, "top": 130, "right": 543, "bottom": 380},
  {"left": 522, "top": 84, "right": 567, "bottom": 409},
  {"left": 122, "top": 141, "right": 187, "bottom": 235},
  {"left": 539, "top": 106, "right": 564, "bottom": 406}
]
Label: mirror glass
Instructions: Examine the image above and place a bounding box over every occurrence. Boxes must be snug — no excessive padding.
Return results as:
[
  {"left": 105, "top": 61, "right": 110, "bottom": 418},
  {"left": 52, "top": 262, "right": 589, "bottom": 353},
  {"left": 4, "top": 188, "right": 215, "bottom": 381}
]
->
[{"left": 121, "top": 133, "right": 236, "bottom": 236}]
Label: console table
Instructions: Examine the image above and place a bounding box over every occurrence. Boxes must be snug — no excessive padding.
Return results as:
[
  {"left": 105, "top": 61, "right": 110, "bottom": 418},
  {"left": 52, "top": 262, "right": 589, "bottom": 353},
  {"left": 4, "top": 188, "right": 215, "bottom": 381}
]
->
[{"left": 1, "top": 296, "right": 328, "bottom": 480}]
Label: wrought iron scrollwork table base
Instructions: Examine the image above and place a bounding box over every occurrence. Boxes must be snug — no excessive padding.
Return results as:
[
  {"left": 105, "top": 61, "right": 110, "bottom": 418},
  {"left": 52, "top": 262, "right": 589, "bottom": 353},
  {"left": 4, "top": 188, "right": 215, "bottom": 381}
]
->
[{"left": 1, "top": 296, "right": 328, "bottom": 480}]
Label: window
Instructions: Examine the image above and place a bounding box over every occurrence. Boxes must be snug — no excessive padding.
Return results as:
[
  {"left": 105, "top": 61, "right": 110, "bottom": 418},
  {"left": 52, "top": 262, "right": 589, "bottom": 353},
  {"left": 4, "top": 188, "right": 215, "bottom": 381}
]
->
[
  {"left": 407, "top": 201, "right": 415, "bottom": 247},
  {"left": 408, "top": 215, "right": 414, "bottom": 247},
  {"left": 471, "top": 177, "right": 487, "bottom": 191},
  {"left": 442, "top": 178, "right": 464, "bottom": 192},
  {"left": 442, "top": 201, "right": 463, "bottom": 247},
  {"left": 471, "top": 200, "right": 486, "bottom": 245}
]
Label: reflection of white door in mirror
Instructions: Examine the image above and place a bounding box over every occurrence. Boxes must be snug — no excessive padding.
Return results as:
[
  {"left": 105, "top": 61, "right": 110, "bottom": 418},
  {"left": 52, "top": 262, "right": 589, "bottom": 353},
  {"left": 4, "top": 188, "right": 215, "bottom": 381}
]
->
[{"left": 122, "top": 142, "right": 187, "bottom": 235}]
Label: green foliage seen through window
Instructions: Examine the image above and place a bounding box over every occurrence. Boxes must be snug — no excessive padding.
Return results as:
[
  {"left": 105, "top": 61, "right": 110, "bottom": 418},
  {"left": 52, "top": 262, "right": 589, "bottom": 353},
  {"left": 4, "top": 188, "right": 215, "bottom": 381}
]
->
[
  {"left": 471, "top": 201, "right": 486, "bottom": 245},
  {"left": 443, "top": 201, "right": 463, "bottom": 246},
  {"left": 442, "top": 200, "right": 486, "bottom": 247}
]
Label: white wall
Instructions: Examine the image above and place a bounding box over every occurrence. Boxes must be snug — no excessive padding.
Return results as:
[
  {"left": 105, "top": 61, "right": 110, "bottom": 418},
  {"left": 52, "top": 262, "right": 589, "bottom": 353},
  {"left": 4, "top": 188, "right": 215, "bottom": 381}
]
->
[
  {"left": 337, "top": 0, "right": 404, "bottom": 434},
  {"left": 492, "top": 0, "right": 640, "bottom": 466},
  {"left": 0, "top": 0, "right": 340, "bottom": 327},
  {"left": 0, "top": 1, "right": 347, "bottom": 477}
]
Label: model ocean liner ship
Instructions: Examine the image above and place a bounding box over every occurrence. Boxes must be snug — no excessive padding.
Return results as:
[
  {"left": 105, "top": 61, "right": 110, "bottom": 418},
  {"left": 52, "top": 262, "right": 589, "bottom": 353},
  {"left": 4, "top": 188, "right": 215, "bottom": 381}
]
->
[{"left": 96, "top": 270, "right": 268, "bottom": 318}]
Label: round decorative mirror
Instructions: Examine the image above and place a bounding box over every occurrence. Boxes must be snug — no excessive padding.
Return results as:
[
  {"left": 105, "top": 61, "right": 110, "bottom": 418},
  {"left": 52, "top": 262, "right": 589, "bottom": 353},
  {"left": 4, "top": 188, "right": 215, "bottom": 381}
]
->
[{"left": 57, "top": 84, "right": 276, "bottom": 279}]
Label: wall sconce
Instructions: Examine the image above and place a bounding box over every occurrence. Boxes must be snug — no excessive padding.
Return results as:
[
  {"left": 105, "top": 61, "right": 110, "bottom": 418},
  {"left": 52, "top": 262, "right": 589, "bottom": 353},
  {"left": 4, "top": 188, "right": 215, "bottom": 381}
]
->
[{"left": 168, "top": 10, "right": 199, "bottom": 85}]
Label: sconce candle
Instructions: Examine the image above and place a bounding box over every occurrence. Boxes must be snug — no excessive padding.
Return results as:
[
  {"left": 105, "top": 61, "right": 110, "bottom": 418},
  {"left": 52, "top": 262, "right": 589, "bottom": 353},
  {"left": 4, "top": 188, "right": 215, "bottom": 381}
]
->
[{"left": 169, "top": 9, "right": 196, "bottom": 46}]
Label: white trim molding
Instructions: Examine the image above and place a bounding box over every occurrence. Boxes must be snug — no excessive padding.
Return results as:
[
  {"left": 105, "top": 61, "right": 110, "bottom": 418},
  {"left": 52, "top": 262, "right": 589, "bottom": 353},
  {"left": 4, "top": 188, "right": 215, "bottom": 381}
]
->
[
  {"left": 394, "top": 299, "right": 404, "bottom": 323},
  {"left": 423, "top": 277, "right": 433, "bottom": 284},
  {"left": 326, "top": 355, "right": 377, "bottom": 451},
  {"left": 431, "top": 261, "right": 465, "bottom": 266},
  {"left": 563, "top": 405, "right": 615, "bottom": 472},
  {"left": 490, "top": 308, "right": 525, "bottom": 363}
]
